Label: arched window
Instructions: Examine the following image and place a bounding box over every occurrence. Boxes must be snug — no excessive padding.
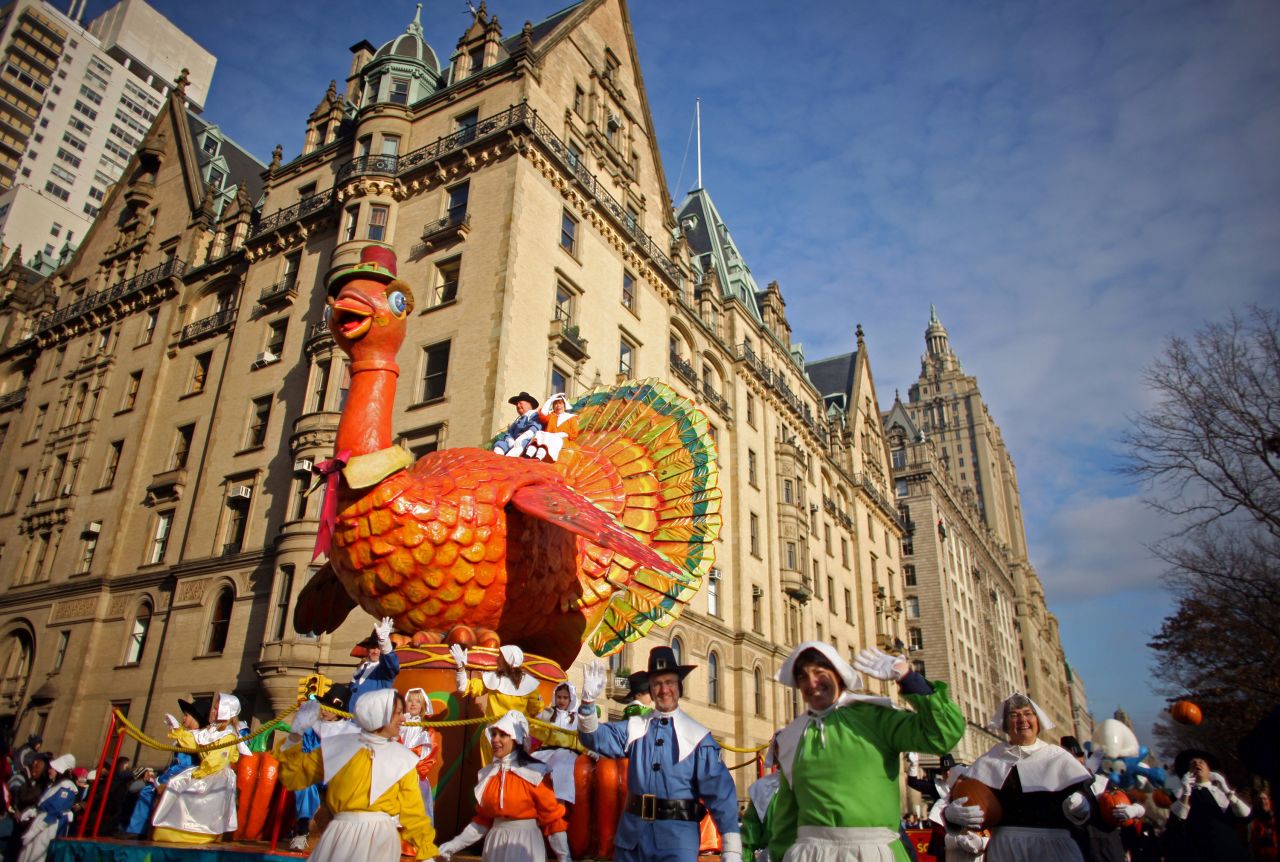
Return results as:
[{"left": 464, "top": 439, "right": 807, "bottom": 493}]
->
[
  {"left": 753, "top": 666, "right": 764, "bottom": 716},
  {"left": 707, "top": 650, "right": 720, "bottom": 705},
  {"left": 1, "top": 631, "right": 33, "bottom": 702},
  {"left": 124, "top": 602, "right": 152, "bottom": 665},
  {"left": 206, "top": 587, "right": 235, "bottom": 655},
  {"left": 670, "top": 636, "right": 684, "bottom": 666}
]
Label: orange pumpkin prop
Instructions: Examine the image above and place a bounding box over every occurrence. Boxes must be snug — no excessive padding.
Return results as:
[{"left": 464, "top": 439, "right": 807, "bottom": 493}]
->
[
  {"left": 1099, "top": 789, "right": 1139, "bottom": 828},
  {"left": 951, "top": 777, "right": 1003, "bottom": 830},
  {"left": 1171, "top": 700, "right": 1202, "bottom": 726}
]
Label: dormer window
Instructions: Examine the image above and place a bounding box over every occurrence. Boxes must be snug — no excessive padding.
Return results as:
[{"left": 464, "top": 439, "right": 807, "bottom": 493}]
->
[
  {"left": 390, "top": 77, "right": 410, "bottom": 104},
  {"left": 202, "top": 136, "right": 218, "bottom": 156},
  {"left": 208, "top": 167, "right": 225, "bottom": 190},
  {"left": 469, "top": 46, "right": 484, "bottom": 76}
]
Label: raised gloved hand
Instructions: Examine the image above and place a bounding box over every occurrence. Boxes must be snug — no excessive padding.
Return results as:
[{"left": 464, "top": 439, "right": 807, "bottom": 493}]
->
[
  {"left": 292, "top": 700, "right": 322, "bottom": 736},
  {"left": 1063, "top": 791, "right": 1090, "bottom": 824},
  {"left": 449, "top": 644, "right": 468, "bottom": 671},
  {"left": 164, "top": 713, "right": 180, "bottom": 730},
  {"left": 581, "top": 661, "right": 607, "bottom": 703},
  {"left": 1179, "top": 773, "right": 1196, "bottom": 798},
  {"left": 375, "top": 616, "right": 394, "bottom": 651},
  {"left": 944, "top": 797, "right": 984, "bottom": 828},
  {"left": 853, "top": 646, "right": 908, "bottom": 681},
  {"left": 547, "top": 830, "right": 572, "bottom": 862}
]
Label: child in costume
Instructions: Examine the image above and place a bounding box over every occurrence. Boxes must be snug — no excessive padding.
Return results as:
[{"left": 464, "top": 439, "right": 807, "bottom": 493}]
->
[
  {"left": 16, "top": 754, "right": 78, "bottom": 862},
  {"left": 494, "top": 392, "right": 544, "bottom": 457},
  {"left": 452, "top": 645, "right": 543, "bottom": 765},
  {"left": 150, "top": 692, "right": 248, "bottom": 844},
  {"left": 436, "top": 711, "right": 571, "bottom": 862},
  {"left": 277, "top": 688, "right": 437, "bottom": 862},
  {"left": 349, "top": 617, "right": 400, "bottom": 711},
  {"left": 526, "top": 393, "right": 578, "bottom": 462},
  {"left": 532, "top": 682, "right": 583, "bottom": 809},
  {"left": 399, "top": 687, "right": 440, "bottom": 820},
  {"left": 290, "top": 685, "right": 356, "bottom": 851}
]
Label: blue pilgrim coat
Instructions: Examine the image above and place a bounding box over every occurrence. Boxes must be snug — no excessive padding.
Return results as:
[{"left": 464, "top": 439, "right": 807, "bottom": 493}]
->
[
  {"left": 580, "top": 711, "right": 739, "bottom": 862},
  {"left": 347, "top": 650, "right": 400, "bottom": 711}
]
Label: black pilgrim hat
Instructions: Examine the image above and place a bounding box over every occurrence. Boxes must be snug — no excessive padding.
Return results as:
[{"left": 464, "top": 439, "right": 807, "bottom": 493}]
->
[
  {"left": 508, "top": 391, "right": 540, "bottom": 409},
  {"left": 647, "top": 646, "right": 696, "bottom": 680},
  {"left": 178, "top": 696, "right": 212, "bottom": 727},
  {"left": 613, "top": 670, "right": 651, "bottom": 704},
  {"left": 318, "top": 683, "right": 350, "bottom": 710}
]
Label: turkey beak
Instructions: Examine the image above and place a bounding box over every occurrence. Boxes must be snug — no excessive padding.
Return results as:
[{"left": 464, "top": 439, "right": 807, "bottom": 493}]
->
[{"left": 331, "top": 291, "right": 374, "bottom": 340}]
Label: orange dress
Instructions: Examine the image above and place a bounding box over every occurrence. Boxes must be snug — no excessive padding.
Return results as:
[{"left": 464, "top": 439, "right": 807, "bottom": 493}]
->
[
  {"left": 444, "top": 757, "right": 568, "bottom": 862},
  {"left": 533, "top": 413, "right": 579, "bottom": 462},
  {"left": 473, "top": 762, "right": 567, "bottom": 835}
]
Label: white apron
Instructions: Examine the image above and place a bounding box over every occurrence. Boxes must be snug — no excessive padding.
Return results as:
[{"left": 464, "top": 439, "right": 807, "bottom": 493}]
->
[
  {"left": 531, "top": 748, "right": 578, "bottom": 805},
  {"left": 483, "top": 817, "right": 546, "bottom": 862},
  {"left": 311, "top": 810, "right": 401, "bottom": 862},
  {"left": 782, "top": 825, "right": 899, "bottom": 862},
  {"left": 150, "top": 765, "right": 237, "bottom": 835},
  {"left": 986, "top": 825, "right": 1082, "bottom": 862},
  {"left": 17, "top": 816, "right": 63, "bottom": 862}
]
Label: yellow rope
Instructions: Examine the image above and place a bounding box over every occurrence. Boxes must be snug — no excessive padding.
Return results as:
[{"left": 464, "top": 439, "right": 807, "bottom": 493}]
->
[{"left": 113, "top": 705, "right": 300, "bottom": 754}]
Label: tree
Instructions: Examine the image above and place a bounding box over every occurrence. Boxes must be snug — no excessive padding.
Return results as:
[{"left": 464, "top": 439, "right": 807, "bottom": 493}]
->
[{"left": 1124, "top": 306, "right": 1280, "bottom": 777}]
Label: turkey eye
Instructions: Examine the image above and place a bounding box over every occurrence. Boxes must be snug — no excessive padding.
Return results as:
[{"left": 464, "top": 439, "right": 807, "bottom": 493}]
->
[{"left": 388, "top": 290, "right": 408, "bottom": 316}]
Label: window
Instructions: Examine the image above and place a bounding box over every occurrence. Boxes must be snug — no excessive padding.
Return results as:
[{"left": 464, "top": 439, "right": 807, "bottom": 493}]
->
[
  {"left": 420, "top": 341, "right": 451, "bottom": 402},
  {"left": 433, "top": 257, "right": 460, "bottom": 306},
  {"left": 906, "top": 596, "right": 920, "bottom": 619},
  {"left": 27, "top": 404, "right": 47, "bottom": 442},
  {"left": 446, "top": 182, "right": 469, "bottom": 224},
  {"left": 670, "top": 636, "right": 683, "bottom": 665},
  {"left": 189, "top": 353, "right": 210, "bottom": 394},
  {"left": 551, "top": 366, "right": 568, "bottom": 396},
  {"left": 913, "top": 659, "right": 926, "bottom": 675},
  {"left": 752, "top": 588, "right": 762, "bottom": 633},
  {"left": 812, "top": 559, "right": 821, "bottom": 598},
  {"left": 77, "top": 524, "right": 99, "bottom": 573},
  {"left": 56, "top": 147, "right": 81, "bottom": 168},
  {"left": 246, "top": 396, "right": 272, "bottom": 448},
  {"left": 621, "top": 271, "right": 635, "bottom": 311},
  {"left": 400, "top": 423, "right": 444, "bottom": 461},
  {"left": 139, "top": 309, "right": 158, "bottom": 345},
  {"left": 554, "top": 283, "right": 574, "bottom": 324},
  {"left": 841, "top": 537, "right": 849, "bottom": 568},
  {"left": 367, "top": 205, "right": 389, "bottom": 242},
  {"left": 6, "top": 470, "right": 27, "bottom": 513},
  {"left": 896, "top": 478, "right": 909, "bottom": 497},
  {"left": 389, "top": 77, "right": 410, "bottom": 104},
  {"left": 343, "top": 205, "right": 359, "bottom": 242},
  {"left": 892, "top": 447, "right": 907, "bottom": 469},
  {"left": 99, "top": 441, "right": 123, "bottom": 488},
  {"left": 844, "top": 588, "right": 853, "bottom": 623},
  {"left": 206, "top": 587, "right": 234, "bottom": 654},
  {"left": 272, "top": 566, "right": 295, "bottom": 641},
  {"left": 785, "top": 541, "right": 797, "bottom": 570},
  {"left": 707, "top": 571, "right": 719, "bottom": 617},
  {"left": 456, "top": 109, "right": 478, "bottom": 141},
  {"left": 748, "top": 450, "right": 758, "bottom": 487},
  {"left": 573, "top": 85, "right": 584, "bottom": 116},
  {"left": 171, "top": 424, "right": 194, "bottom": 470},
  {"left": 53, "top": 631, "right": 69, "bottom": 671},
  {"left": 749, "top": 512, "right": 760, "bottom": 556},
  {"left": 83, "top": 203, "right": 100, "bottom": 218},
  {"left": 707, "top": 651, "right": 720, "bottom": 705},
  {"left": 124, "top": 603, "right": 151, "bottom": 665},
  {"left": 149, "top": 510, "right": 174, "bottom": 564},
  {"left": 380, "top": 135, "right": 400, "bottom": 156},
  {"left": 73, "top": 100, "right": 98, "bottom": 120},
  {"left": 223, "top": 490, "right": 249, "bottom": 555},
  {"left": 469, "top": 46, "right": 484, "bottom": 75},
  {"left": 559, "top": 210, "right": 577, "bottom": 254},
  {"left": 904, "top": 564, "right": 917, "bottom": 586},
  {"left": 121, "top": 371, "right": 141, "bottom": 410},
  {"left": 309, "top": 358, "right": 331, "bottom": 412},
  {"left": 44, "top": 181, "right": 70, "bottom": 201},
  {"left": 867, "top": 514, "right": 875, "bottom": 541},
  {"left": 618, "top": 337, "right": 634, "bottom": 377},
  {"left": 909, "top": 627, "right": 924, "bottom": 651},
  {"left": 207, "top": 167, "right": 225, "bottom": 190},
  {"left": 203, "top": 135, "right": 218, "bottom": 155},
  {"left": 753, "top": 667, "right": 764, "bottom": 715},
  {"left": 264, "top": 319, "right": 288, "bottom": 358},
  {"left": 827, "top": 577, "right": 835, "bottom": 612},
  {"left": 783, "top": 478, "right": 794, "bottom": 504},
  {"left": 746, "top": 393, "right": 755, "bottom": 427}
]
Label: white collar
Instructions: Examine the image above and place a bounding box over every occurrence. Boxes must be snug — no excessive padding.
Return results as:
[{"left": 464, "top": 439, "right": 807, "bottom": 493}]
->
[
  {"left": 747, "top": 773, "right": 780, "bottom": 821},
  {"left": 321, "top": 731, "right": 419, "bottom": 805},
  {"left": 193, "top": 725, "right": 237, "bottom": 746},
  {"left": 624, "top": 708, "right": 710, "bottom": 763},
  {"left": 774, "top": 691, "right": 896, "bottom": 782},
  {"left": 482, "top": 670, "right": 541, "bottom": 697},
  {"left": 316, "top": 719, "right": 359, "bottom": 739},
  {"left": 475, "top": 753, "right": 549, "bottom": 805},
  {"left": 966, "top": 738, "right": 1092, "bottom": 793}
]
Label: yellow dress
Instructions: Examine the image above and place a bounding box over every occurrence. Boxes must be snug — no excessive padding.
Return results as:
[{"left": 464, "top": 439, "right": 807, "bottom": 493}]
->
[
  {"left": 463, "top": 676, "right": 542, "bottom": 764},
  {"left": 151, "top": 726, "right": 240, "bottom": 844},
  {"left": 276, "top": 739, "right": 437, "bottom": 860}
]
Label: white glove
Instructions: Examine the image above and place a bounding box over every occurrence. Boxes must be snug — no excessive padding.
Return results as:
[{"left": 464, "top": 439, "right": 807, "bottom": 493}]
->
[
  {"left": 449, "top": 644, "right": 468, "bottom": 671},
  {"left": 720, "top": 831, "right": 743, "bottom": 862},
  {"left": 1063, "top": 791, "right": 1090, "bottom": 825},
  {"left": 375, "top": 616, "right": 394, "bottom": 651},
  {"left": 1208, "top": 772, "right": 1232, "bottom": 793},
  {"left": 547, "top": 830, "right": 572, "bottom": 862},
  {"left": 906, "top": 751, "right": 921, "bottom": 777},
  {"left": 237, "top": 740, "right": 252, "bottom": 757},
  {"left": 438, "top": 821, "right": 489, "bottom": 859},
  {"left": 1116, "top": 802, "right": 1146, "bottom": 821},
  {"left": 164, "top": 713, "right": 180, "bottom": 729},
  {"left": 292, "top": 700, "right": 322, "bottom": 736},
  {"left": 580, "top": 661, "right": 607, "bottom": 703},
  {"left": 944, "top": 798, "right": 984, "bottom": 828},
  {"left": 853, "top": 646, "right": 907, "bottom": 681},
  {"left": 949, "top": 832, "right": 987, "bottom": 854}
]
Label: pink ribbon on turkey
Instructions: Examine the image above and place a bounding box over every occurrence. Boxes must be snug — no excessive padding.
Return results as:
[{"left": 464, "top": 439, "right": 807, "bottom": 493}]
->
[{"left": 310, "top": 449, "right": 351, "bottom": 561}]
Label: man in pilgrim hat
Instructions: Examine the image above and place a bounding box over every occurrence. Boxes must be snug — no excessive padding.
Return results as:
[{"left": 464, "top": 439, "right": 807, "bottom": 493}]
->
[
  {"left": 494, "top": 391, "right": 544, "bottom": 457},
  {"left": 348, "top": 616, "right": 399, "bottom": 712},
  {"left": 577, "top": 646, "right": 742, "bottom": 862}
]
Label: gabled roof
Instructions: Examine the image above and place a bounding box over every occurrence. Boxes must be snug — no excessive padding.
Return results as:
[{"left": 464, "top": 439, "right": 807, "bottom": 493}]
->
[
  {"left": 186, "top": 113, "right": 267, "bottom": 203},
  {"left": 883, "top": 396, "right": 923, "bottom": 442},
  {"left": 500, "top": 2, "right": 580, "bottom": 52},
  {"left": 676, "top": 187, "right": 763, "bottom": 322},
  {"left": 806, "top": 350, "right": 857, "bottom": 409}
]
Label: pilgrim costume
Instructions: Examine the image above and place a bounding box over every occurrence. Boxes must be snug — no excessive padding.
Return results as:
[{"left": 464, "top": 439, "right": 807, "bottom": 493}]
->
[
  {"left": 528, "top": 393, "right": 579, "bottom": 462},
  {"left": 437, "top": 711, "right": 571, "bottom": 862},
  {"left": 577, "top": 646, "right": 742, "bottom": 862},
  {"left": 454, "top": 644, "right": 544, "bottom": 765},
  {"left": 150, "top": 693, "right": 248, "bottom": 844},
  {"left": 16, "top": 754, "right": 77, "bottom": 862},
  {"left": 277, "top": 688, "right": 437, "bottom": 861},
  {"left": 399, "top": 686, "right": 440, "bottom": 820},
  {"left": 767, "top": 641, "right": 965, "bottom": 862},
  {"left": 348, "top": 617, "right": 400, "bottom": 712},
  {"left": 741, "top": 740, "right": 782, "bottom": 862},
  {"left": 533, "top": 681, "right": 585, "bottom": 805},
  {"left": 495, "top": 392, "right": 545, "bottom": 457},
  {"left": 951, "top": 694, "right": 1093, "bottom": 862},
  {"left": 1163, "top": 748, "right": 1251, "bottom": 862}
]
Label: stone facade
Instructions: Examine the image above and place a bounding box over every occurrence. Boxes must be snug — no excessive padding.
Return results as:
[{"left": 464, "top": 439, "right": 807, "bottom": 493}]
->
[{"left": 0, "top": 0, "right": 908, "bottom": 792}]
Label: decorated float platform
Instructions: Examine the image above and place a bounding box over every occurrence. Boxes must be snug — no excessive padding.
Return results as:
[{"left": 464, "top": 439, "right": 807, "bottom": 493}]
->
[{"left": 49, "top": 836, "right": 305, "bottom": 862}]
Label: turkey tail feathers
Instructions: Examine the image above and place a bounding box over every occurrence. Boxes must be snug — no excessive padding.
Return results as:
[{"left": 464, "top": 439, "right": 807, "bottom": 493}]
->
[{"left": 561, "top": 378, "right": 721, "bottom": 656}]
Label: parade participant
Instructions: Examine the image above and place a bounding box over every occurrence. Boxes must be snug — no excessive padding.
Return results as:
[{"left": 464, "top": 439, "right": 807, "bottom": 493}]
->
[
  {"left": 494, "top": 392, "right": 544, "bottom": 457},
  {"left": 290, "top": 685, "right": 355, "bottom": 851},
  {"left": 151, "top": 692, "right": 247, "bottom": 844},
  {"left": 1060, "top": 735, "right": 1142, "bottom": 862},
  {"left": 8, "top": 754, "right": 50, "bottom": 813},
  {"left": 16, "top": 754, "right": 77, "bottom": 862},
  {"left": 527, "top": 394, "right": 578, "bottom": 462},
  {"left": 576, "top": 646, "right": 742, "bottom": 862},
  {"left": 532, "top": 682, "right": 584, "bottom": 808},
  {"left": 453, "top": 644, "right": 543, "bottom": 765},
  {"left": 10, "top": 736, "right": 41, "bottom": 777},
  {"left": 1250, "top": 788, "right": 1277, "bottom": 862},
  {"left": 1163, "top": 748, "right": 1251, "bottom": 862},
  {"left": 614, "top": 671, "right": 653, "bottom": 718},
  {"left": 948, "top": 693, "right": 1093, "bottom": 861},
  {"left": 349, "top": 617, "right": 400, "bottom": 711},
  {"left": 436, "top": 710, "right": 570, "bottom": 862},
  {"left": 741, "top": 737, "right": 781, "bottom": 862},
  {"left": 767, "top": 641, "right": 965, "bottom": 862},
  {"left": 399, "top": 687, "right": 439, "bottom": 820},
  {"left": 277, "top": 688, "right": 437, "bottom": 861}
]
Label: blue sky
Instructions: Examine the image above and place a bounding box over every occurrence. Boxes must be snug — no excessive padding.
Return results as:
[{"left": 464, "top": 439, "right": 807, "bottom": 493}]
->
[{"left": 81, "top": 0, "right": 1280, "bottom": 753}]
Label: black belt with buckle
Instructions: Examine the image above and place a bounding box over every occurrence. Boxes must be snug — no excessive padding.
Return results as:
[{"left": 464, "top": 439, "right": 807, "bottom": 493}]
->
[{"left": 625, "top": 793, "right": 706, "bottom": 822}]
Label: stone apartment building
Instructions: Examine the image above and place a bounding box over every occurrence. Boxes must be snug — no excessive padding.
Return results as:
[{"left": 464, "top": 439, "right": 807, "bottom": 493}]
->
[{"left": 0, "top": 0, "right": 909, "bottom": 781}]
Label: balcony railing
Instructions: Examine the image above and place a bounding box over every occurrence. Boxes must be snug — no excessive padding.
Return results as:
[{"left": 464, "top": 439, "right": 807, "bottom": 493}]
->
[
  {"left": 420, "top": 211, "right": 470, "bottom": 248},
  {"left": 702, "top": 383, "right": 732, "bottom": 419},
  {"left": 550, "top": 319, "right": 589, "bottom": 361},
  {"left": 853, "top": 471, "right": 901, "bottom": 526},
  {"left": 334, "top": 153, "right": 400, "bottom": 184},
  {"left": 735, "top": 341, "right": 829, "bottom": 446},
  {"left": 179, "top": 307, "right": 237, "bottom": 344},
  {"left": 250, "top": 189, "right": 333, "bottom": 239},
  {"left": 668, "top": 352, "right": 697, "bottom": 386},
  {"left": 306, "top": 319, "right": 333, "bottom": 345},
  {"left": 258, "top": 277, "right": 298, "bottom": 306},
  {"left": 0, "top": 388, "right": 27, "bottom": 411},
  {"left": 35, "top": 258, "right": 186, "bottom": 335}
]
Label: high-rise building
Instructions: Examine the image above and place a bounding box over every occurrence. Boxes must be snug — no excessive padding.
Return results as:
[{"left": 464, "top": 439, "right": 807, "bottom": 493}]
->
[
  {"left": 0, "top": 0, "right": 215, "bottom": 271},
  {"left": 0, "top": 1, "right": 907, "bottom": 788}
]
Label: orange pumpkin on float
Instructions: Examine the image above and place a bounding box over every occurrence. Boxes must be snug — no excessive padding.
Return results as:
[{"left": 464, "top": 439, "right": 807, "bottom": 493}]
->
[
  {"left": 1099, "top": 789, "right": 1140, "bottom": 828},
  {"left": 1171, "top": 700, "right": 1203, "bottom": 725}
]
